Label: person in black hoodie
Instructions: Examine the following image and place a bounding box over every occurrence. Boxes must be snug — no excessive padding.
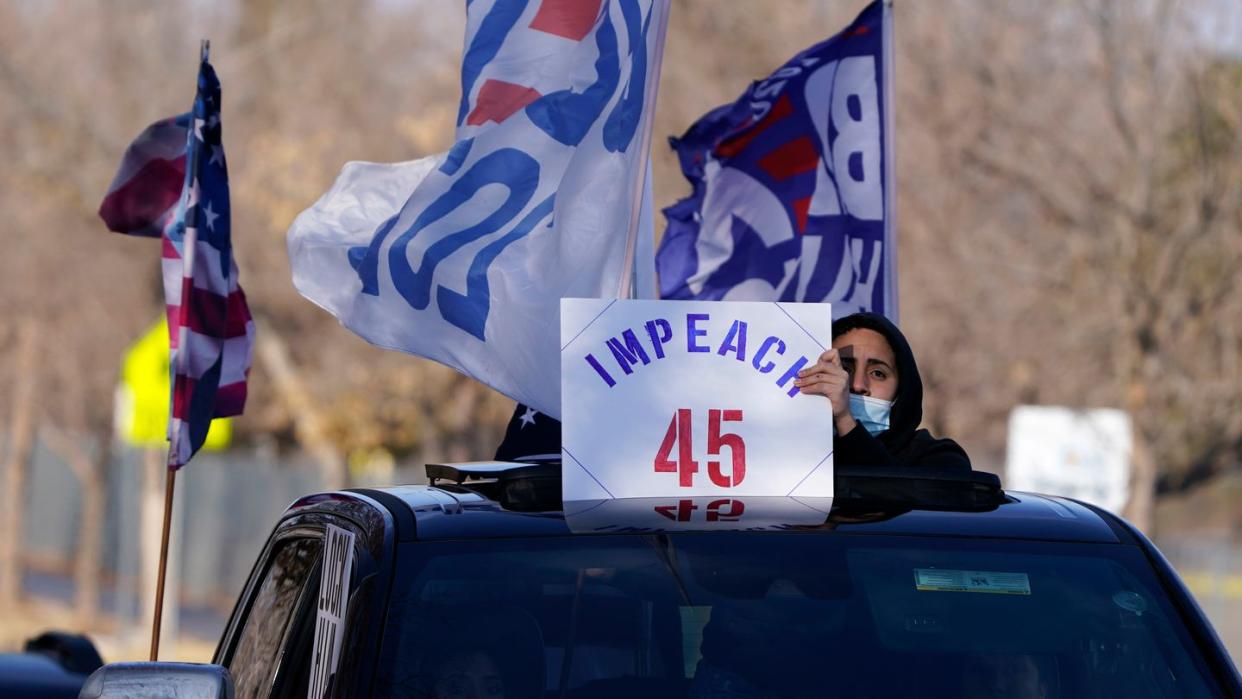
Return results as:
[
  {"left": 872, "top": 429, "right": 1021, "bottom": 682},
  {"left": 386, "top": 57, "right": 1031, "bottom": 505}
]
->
[{"left": 795, "top": 312, "right": 971, "bottom": 471}]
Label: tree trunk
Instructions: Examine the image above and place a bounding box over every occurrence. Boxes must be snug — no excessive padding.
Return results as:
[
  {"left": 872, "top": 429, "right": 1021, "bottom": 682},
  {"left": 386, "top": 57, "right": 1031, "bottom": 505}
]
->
[
  {"left": 43, "top": 425, "right": 109, "bottom": 624},
  {"left": 76, "top": 458, "right": 106, "bottom": 622},
  {"left": 1124, "top": 422, "right": 1156, "bottom": 534},
  {"left": 0, "top": 319, "right": 39, "bottom": 611},
  {"left": 1122, "top": 372, "right": 1155, "bottom": 534}
]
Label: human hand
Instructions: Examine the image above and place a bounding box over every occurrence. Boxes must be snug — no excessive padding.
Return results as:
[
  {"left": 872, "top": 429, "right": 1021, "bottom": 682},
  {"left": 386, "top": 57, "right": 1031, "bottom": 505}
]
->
[
  {"left": 796, "top": 349, "right": 859, "bottom": 435},
  {"left": 795, "top": 349, "right": 852, "bottom": 419}
]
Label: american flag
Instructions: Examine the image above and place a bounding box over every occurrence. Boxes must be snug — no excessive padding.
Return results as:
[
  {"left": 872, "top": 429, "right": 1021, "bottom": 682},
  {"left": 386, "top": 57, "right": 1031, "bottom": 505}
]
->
[{"left": 100, "top": 53, "right": 253, "bottom": 468}]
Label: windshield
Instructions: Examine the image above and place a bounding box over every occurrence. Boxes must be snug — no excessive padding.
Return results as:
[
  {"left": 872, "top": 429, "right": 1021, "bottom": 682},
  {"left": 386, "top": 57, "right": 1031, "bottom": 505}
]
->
[{"left": 374, "top": 533, "right": 1223, "bottom": 698}]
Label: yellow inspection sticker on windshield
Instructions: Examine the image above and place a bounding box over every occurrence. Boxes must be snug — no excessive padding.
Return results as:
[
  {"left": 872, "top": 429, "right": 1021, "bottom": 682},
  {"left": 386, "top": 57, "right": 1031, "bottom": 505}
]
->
[{"left": 914, "top": 569, "right": 1031, "bottom": 595}]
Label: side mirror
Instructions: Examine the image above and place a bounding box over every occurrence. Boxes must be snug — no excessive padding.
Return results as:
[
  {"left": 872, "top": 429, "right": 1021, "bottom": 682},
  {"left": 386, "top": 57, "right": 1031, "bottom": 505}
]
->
[{"left": 78, "top": 662, "right": 234, "bottom": 699}]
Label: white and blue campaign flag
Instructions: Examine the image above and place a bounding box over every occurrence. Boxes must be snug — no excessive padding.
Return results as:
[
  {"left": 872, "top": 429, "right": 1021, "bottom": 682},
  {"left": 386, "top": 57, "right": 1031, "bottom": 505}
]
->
[
  {"left": 288, "top": 0, "right": 668, "bottom": 419},
  {"left": 657, "top": 1, "right": 896, "bottom": 320}
]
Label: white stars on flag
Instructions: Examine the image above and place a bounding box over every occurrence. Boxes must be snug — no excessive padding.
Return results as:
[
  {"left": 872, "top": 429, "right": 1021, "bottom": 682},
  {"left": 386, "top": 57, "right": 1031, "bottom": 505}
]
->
[
  {"left": 203, "top": 200, "right": 219, "bottom": 231},
  {"left": 519, "top": 406, "right": 538, "bottom": 429}
]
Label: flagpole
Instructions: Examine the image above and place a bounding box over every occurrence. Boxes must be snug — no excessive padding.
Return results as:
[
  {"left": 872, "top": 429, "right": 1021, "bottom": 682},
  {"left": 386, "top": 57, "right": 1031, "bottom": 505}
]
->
[
  {"left": 149, "top": 37, "right": 210, "bottom": 662},
  {"left": 617, "top": 0, "right": 671, "bottom": 299},
  {"left": 881, "top": 0, "right": 898, "bottom": 322},
  {"left": 148, "top": 466, "right": 177, "bottom": 661}
]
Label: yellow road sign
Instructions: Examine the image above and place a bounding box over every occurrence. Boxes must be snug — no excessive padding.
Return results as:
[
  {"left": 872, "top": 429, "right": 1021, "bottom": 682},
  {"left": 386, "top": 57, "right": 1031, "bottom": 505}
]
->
[{"left": 116, "top": 317, "right": 231, "bottom": 449}]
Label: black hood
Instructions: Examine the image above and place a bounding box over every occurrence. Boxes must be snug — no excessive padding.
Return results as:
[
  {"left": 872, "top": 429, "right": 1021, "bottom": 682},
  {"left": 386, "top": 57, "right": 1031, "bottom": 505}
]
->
[{"left": 831, "top": 313, "right": 922, "bottom": 452}]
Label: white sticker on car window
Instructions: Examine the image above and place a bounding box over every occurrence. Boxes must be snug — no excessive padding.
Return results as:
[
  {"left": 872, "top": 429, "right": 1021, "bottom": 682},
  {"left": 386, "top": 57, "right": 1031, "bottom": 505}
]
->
[
  {"left": 914, "top": 568, "right": 1031, "bottom": 595},
  {"left": 309, "top": 524, "right": 356, "bottom": 699}
]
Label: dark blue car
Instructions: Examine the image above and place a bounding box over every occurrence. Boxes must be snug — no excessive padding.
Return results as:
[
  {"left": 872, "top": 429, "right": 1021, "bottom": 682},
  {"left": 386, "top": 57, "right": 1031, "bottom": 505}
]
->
[
  {"left": 0, "top": 631, "right": 104, "bottom": 699},
  {"left": 85, "top": 463, "right": 1241, "bottom": 698}
]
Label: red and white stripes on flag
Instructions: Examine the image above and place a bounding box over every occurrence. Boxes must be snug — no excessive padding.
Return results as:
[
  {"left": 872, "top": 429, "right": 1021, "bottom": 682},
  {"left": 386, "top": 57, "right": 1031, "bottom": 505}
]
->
[
  {"left": 165, "top": 219, "right": 253, "bottom": 464},
  {"left": 100, "top": 58, "right": 253, "bottom": 468}
]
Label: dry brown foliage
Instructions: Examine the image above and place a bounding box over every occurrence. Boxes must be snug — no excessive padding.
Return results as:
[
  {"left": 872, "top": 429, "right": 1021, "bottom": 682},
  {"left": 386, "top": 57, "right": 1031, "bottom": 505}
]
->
[{"left": 1, "top": 0, "right": 1238, "bottom": 499}]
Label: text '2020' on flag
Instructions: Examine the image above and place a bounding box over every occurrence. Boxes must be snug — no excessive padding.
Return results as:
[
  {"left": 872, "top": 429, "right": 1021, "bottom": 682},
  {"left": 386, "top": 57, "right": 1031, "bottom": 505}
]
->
[
  {"left": 288, "top": 0, "right": 669, "bottom": 420},
  {"left": 657, "top": 0, "right": 896, "bottom": 320},
  {"left": 100, "top": 52, "right": 254, "bottom": 468}
]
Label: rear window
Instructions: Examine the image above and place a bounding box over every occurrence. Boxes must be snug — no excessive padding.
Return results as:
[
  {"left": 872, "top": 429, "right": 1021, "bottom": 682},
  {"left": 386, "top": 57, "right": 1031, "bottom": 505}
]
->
[{"left": 375, "top": 533, "right": 1224, "bottom": 698}]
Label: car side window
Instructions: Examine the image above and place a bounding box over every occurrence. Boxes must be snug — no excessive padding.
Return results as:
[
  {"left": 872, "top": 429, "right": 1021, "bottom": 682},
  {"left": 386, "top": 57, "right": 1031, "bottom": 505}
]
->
[{"left": 227, "top": 537, "right": 322, "bottom": 699}]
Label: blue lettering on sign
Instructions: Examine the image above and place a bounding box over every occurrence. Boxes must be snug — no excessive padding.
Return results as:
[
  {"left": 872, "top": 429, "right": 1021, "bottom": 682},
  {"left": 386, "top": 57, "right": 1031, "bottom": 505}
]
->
[
  {"left": 686, "top": 313, "right": 710, "bottom": 352},
  {"left": 751, "top": 336, "right": 785, "bottom": 374},
  {"left": 526, "top": 1, "right": 620, "bottom": 146},
  {"left": 775, "top": 356, "right": 811, "bottom": 397},
  {"left": 645, "top": 318, "right": 672, "bottom": 358},
  {"left": 716, "top": 320, "right": 747, "bottom": 361},
  {"left": 606, "top": 329, "right": 651, "bottom": 374},
  {"left": 582, "top": 313, "right": 809, "bottom": 399},
  {"left": 586, "top": 353, "right": 616, "bottom": 387}
]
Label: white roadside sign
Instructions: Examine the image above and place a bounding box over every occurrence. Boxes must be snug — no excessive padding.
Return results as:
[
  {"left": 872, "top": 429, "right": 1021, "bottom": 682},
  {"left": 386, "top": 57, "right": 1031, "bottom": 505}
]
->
[
  {"left": 560, "top": 299, "right": 834, "bottom": 501},
  {"left": 1005, "top": 405, "right": 1132, "bottom": 512}
]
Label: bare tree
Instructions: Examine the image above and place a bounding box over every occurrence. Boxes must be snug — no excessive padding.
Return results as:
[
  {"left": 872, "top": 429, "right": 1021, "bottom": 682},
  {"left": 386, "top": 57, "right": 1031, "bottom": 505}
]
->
[
  {"left": 0, "top": 320, "right": 39, "bottom": 612},
  {"left": 0, "top": 0, "right": 1237, "bottom": 576},
  {"left": 894, "top": 0, "right": 1242, "bottom": 529}
]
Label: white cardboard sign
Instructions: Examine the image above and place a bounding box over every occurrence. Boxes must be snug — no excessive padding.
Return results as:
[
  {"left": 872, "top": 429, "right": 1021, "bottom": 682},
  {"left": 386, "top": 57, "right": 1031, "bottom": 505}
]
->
[{"left": 560, "top": 299, "right": 834, "bottom": 501}]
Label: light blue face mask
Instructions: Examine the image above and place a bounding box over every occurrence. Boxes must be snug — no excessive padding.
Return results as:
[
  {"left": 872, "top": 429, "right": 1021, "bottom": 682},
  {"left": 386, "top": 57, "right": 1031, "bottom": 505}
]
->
[{"left": 849, "top": 394, "right": 893, "bottom": 436}]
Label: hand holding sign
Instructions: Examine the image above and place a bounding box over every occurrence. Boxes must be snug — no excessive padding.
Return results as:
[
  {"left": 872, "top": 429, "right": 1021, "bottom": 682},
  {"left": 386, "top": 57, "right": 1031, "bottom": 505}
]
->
[{"left": 795, "top": 349, "right": 851, "bottom": 419}]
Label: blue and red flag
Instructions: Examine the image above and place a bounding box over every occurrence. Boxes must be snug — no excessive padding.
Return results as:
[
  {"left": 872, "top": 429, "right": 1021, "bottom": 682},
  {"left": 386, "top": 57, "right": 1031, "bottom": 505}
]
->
[
  {"left": 100, "top": 52, "right": 254, "bottom": 468},
  {"left": 656, "top": 1, "right": 896, "bottom": 320}
]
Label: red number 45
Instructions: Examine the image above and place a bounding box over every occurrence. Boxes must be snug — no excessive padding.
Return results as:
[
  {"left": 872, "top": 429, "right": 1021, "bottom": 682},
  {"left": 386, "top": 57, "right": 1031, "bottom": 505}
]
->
[{"left": 654, "top": 409, "right": 746, "bottom": 488}]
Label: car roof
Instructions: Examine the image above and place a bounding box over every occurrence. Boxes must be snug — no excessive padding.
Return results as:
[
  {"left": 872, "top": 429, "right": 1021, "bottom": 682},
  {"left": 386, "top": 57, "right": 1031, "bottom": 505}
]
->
[
  {"left": 374, "top": 486, "right": 1119, "bottom": 543},
  {"left": 287, "top": 463, "right": 1125, "bottom": 545},
  {"left": 0, "top": 653, "right": 89, "bottom": 696}
]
